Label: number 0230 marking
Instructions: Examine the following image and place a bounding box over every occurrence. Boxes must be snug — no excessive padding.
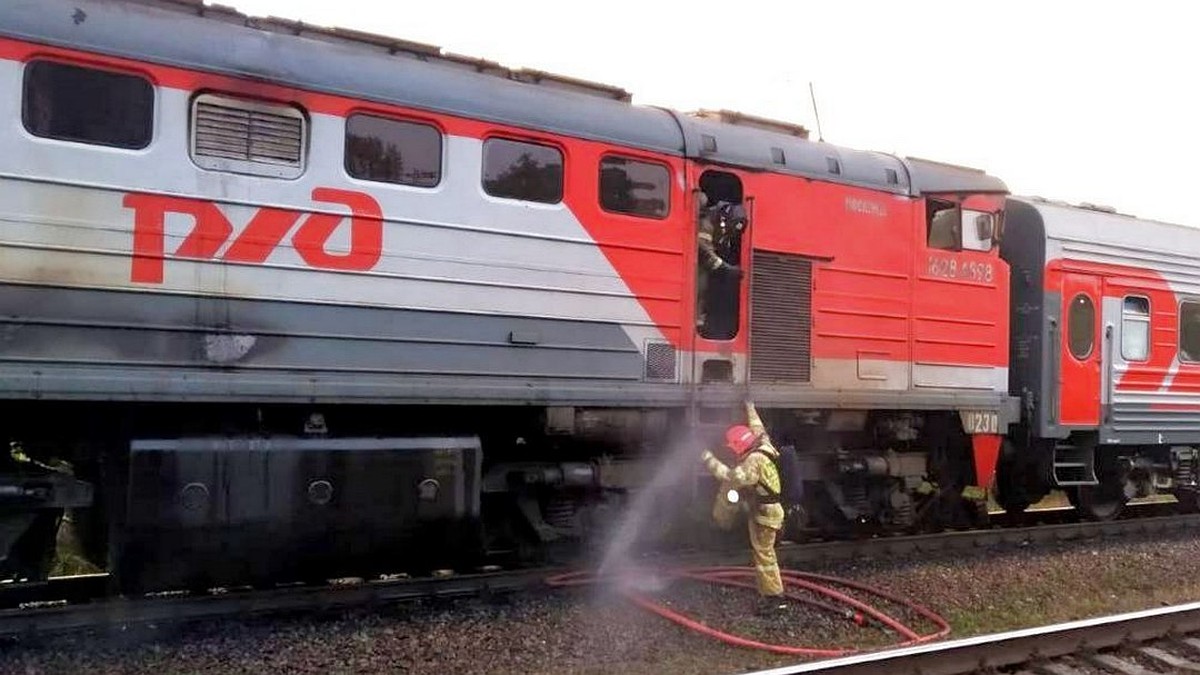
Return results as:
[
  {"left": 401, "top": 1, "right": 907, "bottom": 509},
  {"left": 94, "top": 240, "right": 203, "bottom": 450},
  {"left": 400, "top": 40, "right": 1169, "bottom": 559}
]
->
[{"left": 960, "top": 410, "right": 999, "bottom": 435}]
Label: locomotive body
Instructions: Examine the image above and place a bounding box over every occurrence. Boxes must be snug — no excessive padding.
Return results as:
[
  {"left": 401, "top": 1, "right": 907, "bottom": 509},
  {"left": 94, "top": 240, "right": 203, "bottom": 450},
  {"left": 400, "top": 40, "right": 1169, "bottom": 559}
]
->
[{"left": 0, "top": 0, "right": 1016, "bottom": 589}]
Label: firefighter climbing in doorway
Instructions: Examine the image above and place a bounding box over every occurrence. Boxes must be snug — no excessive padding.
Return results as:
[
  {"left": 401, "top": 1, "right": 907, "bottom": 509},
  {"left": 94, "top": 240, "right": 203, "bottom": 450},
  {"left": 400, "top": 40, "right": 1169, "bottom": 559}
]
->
[
  {"left": 701, "top": 401, "right": 786, "bottom": 613},
  {"left": 696, "top": 194, "right": 743, "bottom": 329}
]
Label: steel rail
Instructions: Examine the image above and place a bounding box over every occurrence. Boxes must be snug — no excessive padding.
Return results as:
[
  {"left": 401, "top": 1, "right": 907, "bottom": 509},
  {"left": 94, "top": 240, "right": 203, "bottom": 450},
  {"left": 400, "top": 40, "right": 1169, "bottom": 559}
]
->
[
  {"left": 2, "top": 511, "right": 1200, "bottom": 640},
  {"left": 742, "top": 601, "right": 1200, "bottom": 674}
]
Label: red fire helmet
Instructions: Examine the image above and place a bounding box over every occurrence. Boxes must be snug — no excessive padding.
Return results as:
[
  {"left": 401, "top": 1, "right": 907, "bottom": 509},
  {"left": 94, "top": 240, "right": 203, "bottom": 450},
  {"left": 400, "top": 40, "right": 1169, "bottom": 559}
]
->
[{"left": 724, "top": 425, "right": 757, "bottom": 456}]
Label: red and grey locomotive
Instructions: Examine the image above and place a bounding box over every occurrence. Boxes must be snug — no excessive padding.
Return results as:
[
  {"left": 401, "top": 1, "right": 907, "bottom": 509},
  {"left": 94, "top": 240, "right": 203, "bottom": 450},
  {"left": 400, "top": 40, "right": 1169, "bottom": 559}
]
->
[{"left": 0, "top": 0, "right": 1185, "bottom": 591}]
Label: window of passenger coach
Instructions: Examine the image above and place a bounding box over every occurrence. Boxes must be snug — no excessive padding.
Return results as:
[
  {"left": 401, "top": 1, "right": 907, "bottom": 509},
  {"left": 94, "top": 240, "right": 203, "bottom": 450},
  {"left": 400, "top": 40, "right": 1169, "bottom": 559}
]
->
[
  {"left": 1180, "top": 302, "right": 1200, "bottom": 362},
  {"left": 1121, "top": 296, "right": 1151, "bottom": 361},
  {"left": 1067, "top": 293, "right": 1095, "bottom": 360},
  {"left": 482, "top": 138, "right": 564, "bottom": 204},
  {"left": 22, "top": 60, "right": 154, "bottom": 149},
  {"left": 345, "top": 114, "right": 442, "bottom": 187},
  {"left": 599, "top": 156, "right": 670, "bottom": 218}
]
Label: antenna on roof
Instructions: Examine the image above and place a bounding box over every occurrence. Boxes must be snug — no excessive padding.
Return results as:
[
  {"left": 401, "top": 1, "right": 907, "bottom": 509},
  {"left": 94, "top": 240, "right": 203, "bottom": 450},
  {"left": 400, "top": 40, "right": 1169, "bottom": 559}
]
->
[{"left": 808, "top": 82, "right": 825, "bottom": 142}]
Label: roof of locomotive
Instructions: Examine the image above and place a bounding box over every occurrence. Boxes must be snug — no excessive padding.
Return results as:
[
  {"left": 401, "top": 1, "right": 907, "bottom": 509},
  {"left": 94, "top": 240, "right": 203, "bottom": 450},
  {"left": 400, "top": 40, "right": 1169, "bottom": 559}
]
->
[
  {"left": 1008, "top": 196, "right": 1200, "bottom": 255},
  {"left": 1, "top": 0, "right": 1007, "bottom": 198}
]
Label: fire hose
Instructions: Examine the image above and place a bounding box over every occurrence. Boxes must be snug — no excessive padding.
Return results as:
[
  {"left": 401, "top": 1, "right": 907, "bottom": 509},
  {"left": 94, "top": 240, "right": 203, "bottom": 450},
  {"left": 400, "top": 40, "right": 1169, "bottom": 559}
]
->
[{"left": 545, "top": 566, "right": 951, "bottom": 657}]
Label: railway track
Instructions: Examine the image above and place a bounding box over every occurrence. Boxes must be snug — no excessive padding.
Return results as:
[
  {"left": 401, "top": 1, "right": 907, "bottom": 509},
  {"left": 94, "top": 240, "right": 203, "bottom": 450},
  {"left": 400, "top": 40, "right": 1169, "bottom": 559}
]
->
[
  {"left": 746, "top": 601, "right": 1200, "bottom": 674},
  {"left": 3, "top": 508, "right": 1199, "bottom": 641}
]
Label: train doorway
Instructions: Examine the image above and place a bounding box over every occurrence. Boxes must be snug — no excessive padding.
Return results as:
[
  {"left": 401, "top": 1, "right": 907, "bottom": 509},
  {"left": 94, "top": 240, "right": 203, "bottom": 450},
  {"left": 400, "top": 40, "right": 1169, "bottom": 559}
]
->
[
  {"left": 1059, "top": 273, "right": 1101, "bottom": 426},
  {"left": 696, "top": 170, "right": 746, "bottom": 341}
]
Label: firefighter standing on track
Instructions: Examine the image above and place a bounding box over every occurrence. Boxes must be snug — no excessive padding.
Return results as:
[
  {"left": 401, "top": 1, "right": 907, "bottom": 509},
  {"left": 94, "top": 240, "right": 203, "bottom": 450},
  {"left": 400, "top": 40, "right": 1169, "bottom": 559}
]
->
[{"left": 701, "top": 401, "right": 787, "bottom": 613}]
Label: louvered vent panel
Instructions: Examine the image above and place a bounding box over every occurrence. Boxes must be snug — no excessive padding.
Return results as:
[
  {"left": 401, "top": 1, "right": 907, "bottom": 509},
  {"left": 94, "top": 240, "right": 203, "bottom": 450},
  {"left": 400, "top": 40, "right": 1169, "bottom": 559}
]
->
[
  {"left": 750, "top": 251, "right": 812, "bottom": 383},
  {"left": 644, "top": 341, "right": 677, "bottom": 381},
  {"left": 194, "top": 99, "right": 303, "bottom": 166}
]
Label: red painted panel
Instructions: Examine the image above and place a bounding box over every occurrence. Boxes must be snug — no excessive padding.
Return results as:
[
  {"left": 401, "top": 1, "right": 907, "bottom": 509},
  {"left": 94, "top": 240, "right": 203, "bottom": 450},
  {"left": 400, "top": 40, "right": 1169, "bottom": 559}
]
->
[
  {"left": 1044, "top": 259, "right": 1176, "bottom": 395},
  {"left": 911, "top": 199, "right": 1009, "bottom": 371},
  {"left": 971, "top": 433, "right": 1003, "bottom": 489},
  {"left": 1059, "top": 273, "right": 1101, "bottom": 426}
]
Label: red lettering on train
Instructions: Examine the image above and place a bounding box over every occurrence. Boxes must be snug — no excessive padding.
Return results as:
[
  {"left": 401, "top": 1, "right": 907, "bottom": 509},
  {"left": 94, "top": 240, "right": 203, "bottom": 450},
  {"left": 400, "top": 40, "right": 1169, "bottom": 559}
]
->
[{"left": 125, "top": 188, "right": 384, "bottom": 283}]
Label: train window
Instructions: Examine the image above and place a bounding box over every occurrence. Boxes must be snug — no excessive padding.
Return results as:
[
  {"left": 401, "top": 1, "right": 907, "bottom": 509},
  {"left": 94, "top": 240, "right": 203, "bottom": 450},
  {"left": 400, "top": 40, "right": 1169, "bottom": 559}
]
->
[
  {"left": 345, "top": 114, "right": 442, "bottom": 187},
  {"left": 1121, "top": 296, "right": 1150, "bottom": 361},
  {"left": 190, "top": 93, "right": 306, "bottom": 179},
  {"left": 22, "top": 60, "right": 153, "bottom": 149},
  {"left": 926, "top": 201, "right": 961, "bottom": 250},
  {"left": 482, "top": 138, "right": 563, "bottom": 204},
  {"left": 598, "top": 156, "right": 670, "bottom": 219},
  {"left": 1180, "top": 302, "right": 1200, "bottom": 363},
  {"left": 1067, "top": 293, "right": 1095, "bottom": 359}
]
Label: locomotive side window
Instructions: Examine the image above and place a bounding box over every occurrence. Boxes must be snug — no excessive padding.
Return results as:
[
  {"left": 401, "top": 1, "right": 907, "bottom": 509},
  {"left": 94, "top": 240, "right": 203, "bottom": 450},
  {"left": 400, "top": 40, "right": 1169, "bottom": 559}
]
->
[
  {"left": 345, "top": 114, "right": 442, "bottom": 187},
  {"left": 927, "top": 200, "right": 995, "bottom": 252},
  {"left": 1067, "top": 293, "right": 1095, "bottom": 359},
  {"left": 1180, "top": 301, "right": 1200, "bottom": 362},
  {"left": 482, "top": 138, "right": 563, "bottom": 204},
  {"left": 926, "top": 201, "right": 961, "bottom": 250},
  {"left": 598, "top": 155, "right": 670, "bottom": 219},
  {"left": 22, "top": 60, "right": 153, "bottom": 149},
  {"left": 1121, "top": 296, "right": 1150, "bottom": 361},
  {"left": 190, "top": 93, "right": 307, "bottom": 179}
]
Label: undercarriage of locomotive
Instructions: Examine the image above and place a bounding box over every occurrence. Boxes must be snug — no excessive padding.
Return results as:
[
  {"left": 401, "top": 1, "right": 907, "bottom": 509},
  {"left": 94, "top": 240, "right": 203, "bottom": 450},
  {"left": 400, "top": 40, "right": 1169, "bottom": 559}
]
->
[{"left": 0, "top": 404, "right": 994, "bottom": 592}]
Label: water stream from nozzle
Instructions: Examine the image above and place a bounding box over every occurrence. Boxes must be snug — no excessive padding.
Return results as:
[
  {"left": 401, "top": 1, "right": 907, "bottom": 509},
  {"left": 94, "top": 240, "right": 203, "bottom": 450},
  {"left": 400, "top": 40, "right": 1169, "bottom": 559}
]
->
[{"left": 596, "top": 429, "right": 702, "bottom": 587}]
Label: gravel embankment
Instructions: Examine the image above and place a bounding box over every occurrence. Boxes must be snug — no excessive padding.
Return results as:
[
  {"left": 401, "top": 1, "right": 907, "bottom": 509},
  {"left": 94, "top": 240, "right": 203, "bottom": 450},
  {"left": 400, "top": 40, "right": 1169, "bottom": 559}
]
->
[{"left": 7, "top": 530, "right": 1200, "bottom": 675}]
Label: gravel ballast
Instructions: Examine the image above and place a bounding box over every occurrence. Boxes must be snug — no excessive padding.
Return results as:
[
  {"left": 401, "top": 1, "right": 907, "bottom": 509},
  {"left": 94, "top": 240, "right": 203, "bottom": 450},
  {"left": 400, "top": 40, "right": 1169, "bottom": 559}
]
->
[{"left": 7, "top": 529, "right": 1200, "bottom": 675}]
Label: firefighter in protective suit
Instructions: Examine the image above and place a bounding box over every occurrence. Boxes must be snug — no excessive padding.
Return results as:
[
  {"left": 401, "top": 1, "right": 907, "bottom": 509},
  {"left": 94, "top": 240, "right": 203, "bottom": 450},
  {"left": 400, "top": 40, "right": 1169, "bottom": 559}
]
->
[
  {"left": 701, "top": 401, "right": 787, "bottom": 613},
  {"left": 696, "top": 195, "right": 743, "bottom": 328}
]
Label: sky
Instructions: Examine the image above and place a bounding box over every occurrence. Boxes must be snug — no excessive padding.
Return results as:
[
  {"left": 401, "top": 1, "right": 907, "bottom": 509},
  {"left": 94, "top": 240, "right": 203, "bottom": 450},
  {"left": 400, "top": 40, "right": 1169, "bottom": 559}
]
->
[{"left": 224, "top": 0, "right": 1199, "bottom": 227}]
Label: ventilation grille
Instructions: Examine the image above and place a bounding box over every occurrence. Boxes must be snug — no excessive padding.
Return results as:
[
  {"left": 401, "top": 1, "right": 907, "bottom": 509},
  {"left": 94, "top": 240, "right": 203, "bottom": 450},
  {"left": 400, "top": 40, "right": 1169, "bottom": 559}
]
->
[
  {"left": 644, "top": 341, "right": 677, "bottom": 381},
  {"left": 191, "top": 94, "right": 305, "bottom": 178},
  {"left": 750, "top": 251, "right": 812, "bottom": 383}
]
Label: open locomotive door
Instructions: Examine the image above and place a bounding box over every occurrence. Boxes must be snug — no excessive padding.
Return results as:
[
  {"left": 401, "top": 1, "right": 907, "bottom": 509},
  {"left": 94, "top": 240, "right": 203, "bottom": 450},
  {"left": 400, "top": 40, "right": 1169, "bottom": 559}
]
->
[{"left": 692, "top": 169, "right": 752, "bottom": 384}]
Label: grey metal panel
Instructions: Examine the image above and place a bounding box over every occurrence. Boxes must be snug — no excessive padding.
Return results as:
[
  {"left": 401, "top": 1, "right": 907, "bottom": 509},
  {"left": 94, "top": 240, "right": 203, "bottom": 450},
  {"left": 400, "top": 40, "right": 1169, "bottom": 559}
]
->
[
  {"left": 0, "top": 284, "right": 653, "bottom": 399},
  {"left": 0, "top": 363, "right": 694, "bottom": 406},
  {"left": 904, "top": 156, "right": 1009, "bottom": 195},
  {"left": 731, "top": 385, "right": 1020, "bottom": 422},
  {"left": 750, "top": 251, "right": 812, "bottom": 382},
  {"left": 0, "top": 361, "right": 1021, "bottom": 416},
  {"left": 1102, "top": 404, "right": 1200, "bottom": 444},
  {"left": 0, "top": 0, "right": 684, "bottom": 155},
  {"left": 1107, "top": 405, "right": 1200, "bottom": 433},
  {"left": 675, "top": 114, "right": 914, "bottom": 195}
]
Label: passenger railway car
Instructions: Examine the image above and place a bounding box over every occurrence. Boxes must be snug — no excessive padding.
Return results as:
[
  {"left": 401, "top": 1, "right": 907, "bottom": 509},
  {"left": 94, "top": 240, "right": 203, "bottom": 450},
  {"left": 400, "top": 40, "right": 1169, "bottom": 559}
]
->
[
  {"left": 999, "top": 198, "right": 1200, "bottom": 520},
  {"left": 1, "top": 0, "right": 1023, "bottom": 590}
]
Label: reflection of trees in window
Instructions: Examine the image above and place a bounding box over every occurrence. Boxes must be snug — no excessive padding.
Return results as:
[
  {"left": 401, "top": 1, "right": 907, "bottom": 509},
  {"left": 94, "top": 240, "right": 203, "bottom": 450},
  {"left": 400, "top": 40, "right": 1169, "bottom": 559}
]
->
[
  {"left": 599, "top": 156, "right": 669, "bottom": 218},
  {"left": 345, "top": 114, "right": 441, "bottom": 187},
  {"left": 482, "top": 139, "right": 563, "bottom": 204}
]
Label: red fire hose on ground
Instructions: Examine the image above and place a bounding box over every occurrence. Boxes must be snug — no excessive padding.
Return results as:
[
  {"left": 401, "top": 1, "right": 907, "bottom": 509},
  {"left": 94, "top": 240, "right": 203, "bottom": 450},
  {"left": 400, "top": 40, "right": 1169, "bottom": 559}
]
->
[{"left": 545, "top": 566, "right": 950, "bottom": 658}]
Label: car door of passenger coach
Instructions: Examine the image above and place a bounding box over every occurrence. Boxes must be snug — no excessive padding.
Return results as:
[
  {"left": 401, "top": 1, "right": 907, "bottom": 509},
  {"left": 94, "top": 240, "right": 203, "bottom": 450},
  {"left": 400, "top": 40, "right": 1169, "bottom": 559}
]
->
[{"left": 1058, "top": 273, "right": 1102, "bottom": 427}]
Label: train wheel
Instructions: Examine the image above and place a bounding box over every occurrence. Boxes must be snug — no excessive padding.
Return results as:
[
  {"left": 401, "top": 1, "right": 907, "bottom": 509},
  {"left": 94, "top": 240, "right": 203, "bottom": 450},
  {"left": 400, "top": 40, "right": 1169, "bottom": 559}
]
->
[
  {"left": 1066, "top": 484, "right": 1127, "bottom": 521},
  {"left": 1172, "top": 489, "right": 1200, "bottom": 513},
  {"left": 993, "top": 441, "right": 1035, "bottom": 515}
]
